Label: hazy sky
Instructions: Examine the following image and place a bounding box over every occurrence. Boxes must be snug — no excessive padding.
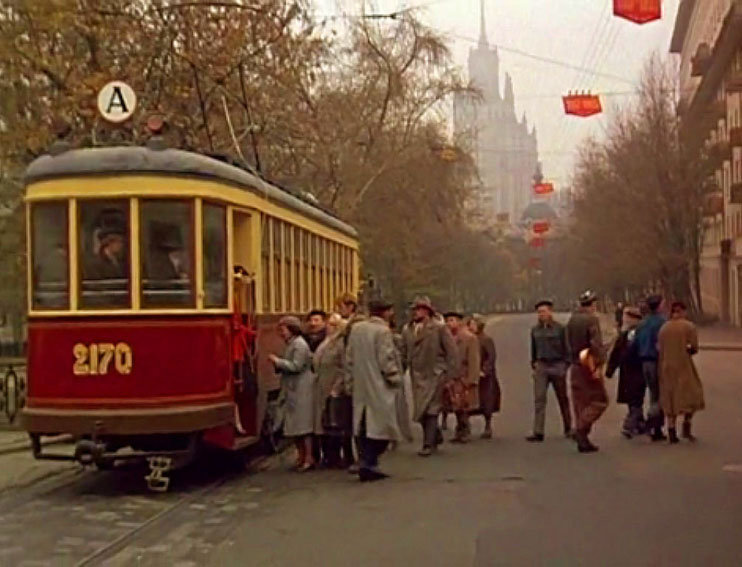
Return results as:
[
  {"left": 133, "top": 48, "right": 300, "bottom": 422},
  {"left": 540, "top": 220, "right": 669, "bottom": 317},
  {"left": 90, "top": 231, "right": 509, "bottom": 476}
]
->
[{"left": 316, "top": 0, "right": 681, "bottom": 187}]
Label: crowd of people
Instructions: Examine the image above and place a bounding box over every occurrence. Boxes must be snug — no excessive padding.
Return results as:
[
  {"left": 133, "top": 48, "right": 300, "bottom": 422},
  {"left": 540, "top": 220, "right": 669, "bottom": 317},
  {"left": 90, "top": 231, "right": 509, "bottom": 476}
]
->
[
  {"left": 529, "top": 291, "right": 705, "bottom": 452},
  {"left": 268, "top": 294, "right": 501, "bottom": 482},
  {"left": 268, "top": 289, "right": 705, "bottom": 482}
]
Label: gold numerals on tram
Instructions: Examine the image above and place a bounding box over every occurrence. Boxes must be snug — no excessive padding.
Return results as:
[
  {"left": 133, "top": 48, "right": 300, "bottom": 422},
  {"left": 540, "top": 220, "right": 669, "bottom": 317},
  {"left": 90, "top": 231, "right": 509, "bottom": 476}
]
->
[{"left": 73, "top": 343, "right": 133, "bottom": 376}]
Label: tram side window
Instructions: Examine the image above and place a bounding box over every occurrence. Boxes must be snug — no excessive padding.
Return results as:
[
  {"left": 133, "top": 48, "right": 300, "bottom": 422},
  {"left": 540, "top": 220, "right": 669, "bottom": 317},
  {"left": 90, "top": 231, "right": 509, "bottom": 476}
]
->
[
  {"left": 203, "top": 203, "right": 227, "bottom": 308},
  {"left": 31, "top": 202, "right": 69, "bottom": 310},
  {"left": 79, "top": 200, "right": 130, "bottom": 309},
  {"left": 141, "top": 200, "right": 194, "bottom": 308}
]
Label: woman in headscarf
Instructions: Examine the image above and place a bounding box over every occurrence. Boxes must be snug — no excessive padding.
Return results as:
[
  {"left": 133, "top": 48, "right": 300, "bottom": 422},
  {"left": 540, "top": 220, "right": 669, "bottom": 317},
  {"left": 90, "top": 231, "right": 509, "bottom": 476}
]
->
[
  {"left": 313, "top": 313, "right": 351, "bottom": 468},
  {"left": 269, "top": 316, "right": 316, "bottom": 472}
]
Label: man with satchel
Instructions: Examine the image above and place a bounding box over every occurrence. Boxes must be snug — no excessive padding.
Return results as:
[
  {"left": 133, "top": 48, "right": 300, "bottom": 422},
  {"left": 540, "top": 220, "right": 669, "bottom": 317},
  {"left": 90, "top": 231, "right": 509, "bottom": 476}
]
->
[
  {"left": 444, "top": 311, "right": 481, "bottom": 444},
  {"left": 565, "top": 290, "right": 608, "bottom": 453}
]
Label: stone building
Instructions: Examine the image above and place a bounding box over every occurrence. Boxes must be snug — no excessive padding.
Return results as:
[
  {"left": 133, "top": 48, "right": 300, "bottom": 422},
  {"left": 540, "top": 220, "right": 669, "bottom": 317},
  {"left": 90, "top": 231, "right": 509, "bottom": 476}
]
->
[
  {"left": 453, "top": 0, "right": 539, "bottom": 226},
  {"left": 670, "top": 0, "right": 742, "bottom": 325}
]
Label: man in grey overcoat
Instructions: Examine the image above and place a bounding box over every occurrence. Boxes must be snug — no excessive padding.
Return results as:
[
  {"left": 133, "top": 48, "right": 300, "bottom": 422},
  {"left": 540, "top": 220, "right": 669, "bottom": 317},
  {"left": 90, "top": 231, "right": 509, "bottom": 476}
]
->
[
  {"left": 344, "top": 299, "right": 402, "bottom": 482},
  {"left": 401, "top": 297, "right": 458, "bottom": 457}
]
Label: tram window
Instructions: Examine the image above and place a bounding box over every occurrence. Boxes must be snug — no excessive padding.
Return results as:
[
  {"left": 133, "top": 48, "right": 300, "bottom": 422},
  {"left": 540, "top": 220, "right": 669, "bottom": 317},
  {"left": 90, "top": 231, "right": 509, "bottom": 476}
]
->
[
  {"left": 203, "top": 203, "right": 227, "bottom": 308},
  {"left": 79, "top": 200, "right": 130, "bottom": 309},
  {"left": 31, "top": 201, "right": 68, "bottom": 310},
  {"left": 141, "top": 200, "right": 194, "bottom": 308}
]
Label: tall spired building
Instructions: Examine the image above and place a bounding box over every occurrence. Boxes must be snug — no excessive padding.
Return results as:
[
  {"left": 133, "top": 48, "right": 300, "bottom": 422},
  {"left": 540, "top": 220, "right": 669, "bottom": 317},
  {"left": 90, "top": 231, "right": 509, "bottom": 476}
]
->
[{"left": 453, "top": 0, "right": 539, "bottom": 225}]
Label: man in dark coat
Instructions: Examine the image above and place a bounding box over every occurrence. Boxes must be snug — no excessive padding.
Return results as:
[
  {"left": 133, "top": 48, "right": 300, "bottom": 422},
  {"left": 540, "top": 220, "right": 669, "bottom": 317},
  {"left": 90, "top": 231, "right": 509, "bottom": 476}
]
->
[
  {"left": 635, "top": 294, "right": 667, "bottom": 441},
  {"left": 468, "top": 315, "right": 499, "bottom": 439},
  {"left": 565, "top": 290, "right": 608, "bottom": 453},
  {"left": 606, "top": 306, "right": 646, "bottom": 438},
  {"left": 528, "top": 299, "right": 572, "bottom": 442}
]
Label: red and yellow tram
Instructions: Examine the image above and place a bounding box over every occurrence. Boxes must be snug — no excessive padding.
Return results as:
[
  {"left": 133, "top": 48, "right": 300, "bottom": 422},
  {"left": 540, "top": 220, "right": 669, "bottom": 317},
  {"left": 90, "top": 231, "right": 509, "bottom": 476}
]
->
[{"left": 21, "top": 140, "right": 359, "bottom": 482}]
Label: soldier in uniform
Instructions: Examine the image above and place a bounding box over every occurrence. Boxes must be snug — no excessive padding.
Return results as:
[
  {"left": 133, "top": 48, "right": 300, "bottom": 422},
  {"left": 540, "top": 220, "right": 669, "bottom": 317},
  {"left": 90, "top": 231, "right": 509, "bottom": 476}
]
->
[
  {"left": 565, "top": 290, "right": 608, "bottom": 453},
  {"left": 444, "top": 311, "right": 481, "bottom": 444}
]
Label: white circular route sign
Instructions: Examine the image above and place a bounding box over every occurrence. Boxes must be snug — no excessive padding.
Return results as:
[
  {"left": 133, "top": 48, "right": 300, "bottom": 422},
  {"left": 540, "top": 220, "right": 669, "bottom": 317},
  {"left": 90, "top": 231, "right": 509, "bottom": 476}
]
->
[{"left": 97, "top": 81, "right": 137, "bottom": 123}]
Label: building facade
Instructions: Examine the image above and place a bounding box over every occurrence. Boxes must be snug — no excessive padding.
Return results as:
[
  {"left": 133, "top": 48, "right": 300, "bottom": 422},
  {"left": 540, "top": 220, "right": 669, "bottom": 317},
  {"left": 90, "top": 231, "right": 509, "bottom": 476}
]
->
[
  {"left": 671, "top": 0, "right": 742, "bottom": 325},
  {"left": 453, "top": 1, "right": 539, "bottom": 227}
]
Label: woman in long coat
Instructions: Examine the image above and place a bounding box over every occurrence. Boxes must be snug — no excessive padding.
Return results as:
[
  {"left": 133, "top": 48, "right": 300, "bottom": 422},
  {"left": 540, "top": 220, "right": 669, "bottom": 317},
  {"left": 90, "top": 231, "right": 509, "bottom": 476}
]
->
[
  {"left": 658, "top": 301, "right": 704, "bottom": 444},
  {"left": 270, "top": 316, "right": 316, "bottom": 471},
  {"left": 313, "top": 313, "right": 351, "bottom": 468}
]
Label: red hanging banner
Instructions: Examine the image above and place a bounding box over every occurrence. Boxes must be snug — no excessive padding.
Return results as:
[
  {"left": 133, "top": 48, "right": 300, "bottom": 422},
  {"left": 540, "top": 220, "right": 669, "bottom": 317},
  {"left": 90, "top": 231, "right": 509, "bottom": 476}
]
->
[
  {"left": 613, "top": 0, "right": 661, "bottom": 25},
  {"left": 532, "top": 220, "right": 550, "bottom": 234},
  {"left": 530, "top": 236, "right": 545, "bottom": 248},
  {"left": 563, "top": 93, "right": 602, "bottom": 117},
  {"left": 534, "top": 182, "right": 554, "bottom": 195}
]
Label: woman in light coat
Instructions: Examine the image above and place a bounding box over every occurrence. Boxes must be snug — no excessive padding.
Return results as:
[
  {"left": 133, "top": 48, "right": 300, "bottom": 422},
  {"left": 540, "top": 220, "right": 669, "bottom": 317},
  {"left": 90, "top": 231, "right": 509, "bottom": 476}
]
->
[
  {"left": 313, "top": 313, "right": 351, "bottom": 468},
  {"left": 270, "top": 316, "right": 316, "bottom": 472}
]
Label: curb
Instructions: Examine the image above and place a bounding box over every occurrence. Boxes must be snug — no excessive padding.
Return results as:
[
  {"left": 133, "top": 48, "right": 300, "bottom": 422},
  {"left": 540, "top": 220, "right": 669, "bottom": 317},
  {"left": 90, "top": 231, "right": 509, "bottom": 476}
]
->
[
  {"left": 699, "top": 344, "right": 742, "bottom": 352},
  {"left": 0, "top": 434, "right": 73, "bottom": 458}
]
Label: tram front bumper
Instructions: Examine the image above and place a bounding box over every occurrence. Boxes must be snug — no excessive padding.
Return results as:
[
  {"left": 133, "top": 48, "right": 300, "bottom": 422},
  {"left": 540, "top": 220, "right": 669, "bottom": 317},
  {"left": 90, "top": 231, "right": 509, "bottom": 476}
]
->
[{"left": 20, "top": 402, "right": 233, "bottom": 436}]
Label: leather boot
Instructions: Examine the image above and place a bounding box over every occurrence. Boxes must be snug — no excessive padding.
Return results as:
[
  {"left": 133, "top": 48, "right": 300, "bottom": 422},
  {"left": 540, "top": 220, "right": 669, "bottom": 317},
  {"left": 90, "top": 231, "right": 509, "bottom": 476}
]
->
[
  {"left": 668, "top": 427, "right": 680, "bottom": 444},
  {"left": 575, "top": 431, "right": 598, "bottom": 453},
  {"left": 682, "top": 420, "right": 696, "bottom": 442}
]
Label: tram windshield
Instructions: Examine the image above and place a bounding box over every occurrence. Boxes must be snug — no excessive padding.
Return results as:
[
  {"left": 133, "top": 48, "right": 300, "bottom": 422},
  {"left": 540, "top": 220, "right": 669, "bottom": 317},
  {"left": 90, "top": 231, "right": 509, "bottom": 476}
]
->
[
  {"left": 31, "top": 202, "right": 69, "bottom": 310},
  {"left": 141, "top": 200, "right": 194, "bottom": 308},
  {"left": 79, "top": 200, "right": 130, "bottom": 309}
]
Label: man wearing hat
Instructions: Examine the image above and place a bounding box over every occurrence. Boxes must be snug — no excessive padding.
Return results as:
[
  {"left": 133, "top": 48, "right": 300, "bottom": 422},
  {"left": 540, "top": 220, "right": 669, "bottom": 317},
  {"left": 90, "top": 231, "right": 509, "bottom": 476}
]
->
[
  {"left": 344, "top": 299, "right": 402, "bottom": 481},
  {"left": 634, "top": 294, "right": 667, "bottom": 441},
  {"left": 444, "top": 311, "right": 480, "bottom": 443},
  {"left": 565, "top": 290, "right": 608, "bottom": 453},
  {"left": 606, "top": 306, "right": 646, "bottom": 438},
  {"left": 85, "top": 209, "right": 128, "bottom": 293},
  {"left": 401, "top": 297, "right": 458, "bottom": 456},
  {"left": 528, "top": 299, "right": 572, "bottom": 442},
  {"left": 147, "top": 222, "right": 188, "bottom": 282}
]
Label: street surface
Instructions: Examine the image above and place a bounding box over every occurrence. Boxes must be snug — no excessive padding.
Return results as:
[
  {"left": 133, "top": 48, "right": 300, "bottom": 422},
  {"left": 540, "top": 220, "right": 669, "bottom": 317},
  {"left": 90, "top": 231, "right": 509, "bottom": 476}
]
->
[{"left": 0, "top": 314, "right": 740, "bottom": 566}]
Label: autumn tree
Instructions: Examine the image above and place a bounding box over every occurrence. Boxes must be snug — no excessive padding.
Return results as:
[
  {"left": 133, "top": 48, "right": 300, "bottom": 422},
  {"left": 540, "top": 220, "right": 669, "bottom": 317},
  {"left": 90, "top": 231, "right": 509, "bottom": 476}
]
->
[{"left": 566, "top": 56, "right": 713, "bottom": 312}]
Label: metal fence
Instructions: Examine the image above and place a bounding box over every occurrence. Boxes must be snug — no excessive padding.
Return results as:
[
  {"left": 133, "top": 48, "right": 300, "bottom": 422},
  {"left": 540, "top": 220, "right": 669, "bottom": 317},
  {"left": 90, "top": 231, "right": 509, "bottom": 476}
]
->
[{"left": 0, "top": 358, "right": 26, "bottom": 428}]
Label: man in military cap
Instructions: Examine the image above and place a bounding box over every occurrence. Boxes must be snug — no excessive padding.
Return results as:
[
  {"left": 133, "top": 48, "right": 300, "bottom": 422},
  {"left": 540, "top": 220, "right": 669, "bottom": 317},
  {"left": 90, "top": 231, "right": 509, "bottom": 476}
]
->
[
  {"left": 147, "top": 222, "right": 188, "bottom": 282},
  {"left": 565, "top": 290, "right": 608, "bottom": 453}
]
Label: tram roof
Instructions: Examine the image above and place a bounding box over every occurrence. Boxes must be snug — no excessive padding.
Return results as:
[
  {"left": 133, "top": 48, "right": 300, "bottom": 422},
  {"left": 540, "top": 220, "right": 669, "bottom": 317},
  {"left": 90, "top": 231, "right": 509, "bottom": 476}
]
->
[{"left": 25, "top": 145, "right": 357, "bottom": 238}]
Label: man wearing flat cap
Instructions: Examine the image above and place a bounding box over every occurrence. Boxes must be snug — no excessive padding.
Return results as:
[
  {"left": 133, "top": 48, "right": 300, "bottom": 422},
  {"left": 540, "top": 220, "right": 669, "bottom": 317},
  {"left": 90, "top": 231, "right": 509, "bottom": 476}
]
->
[
  {"left": 565, "top": 290, "right": 608, "bottom": 453},
  {"left": 528, "top": 299, "right": 572, "bottom": 442},
  {"left": 401, "top": 297, "right": 458, "bottom": 456},
  {"left": 606, "top": 306, "right": 646, "bottom": 438},
  {"left": 445, "top": 311, "right": 481, "bottom": 443}
]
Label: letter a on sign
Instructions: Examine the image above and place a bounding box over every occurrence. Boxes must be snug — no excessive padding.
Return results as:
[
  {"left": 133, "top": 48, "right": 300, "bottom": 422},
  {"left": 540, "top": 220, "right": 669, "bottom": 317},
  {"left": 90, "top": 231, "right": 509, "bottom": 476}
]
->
[{"left": 97, "top": 81, "right": 136, "bottom": 123}]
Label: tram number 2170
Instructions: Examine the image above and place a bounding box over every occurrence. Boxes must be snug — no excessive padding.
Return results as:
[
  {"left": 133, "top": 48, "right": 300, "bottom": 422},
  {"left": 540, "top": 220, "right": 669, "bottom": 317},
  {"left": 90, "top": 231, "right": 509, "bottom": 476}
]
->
[{"left": 73, "top": 343, "right": 133, "bottom": 376}]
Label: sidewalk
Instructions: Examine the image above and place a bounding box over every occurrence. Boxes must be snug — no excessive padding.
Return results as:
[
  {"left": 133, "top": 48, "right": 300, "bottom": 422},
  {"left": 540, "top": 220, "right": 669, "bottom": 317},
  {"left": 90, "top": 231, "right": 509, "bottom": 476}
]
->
[{"left": 598, "top": 313, "right": 742, "bottom": 351}]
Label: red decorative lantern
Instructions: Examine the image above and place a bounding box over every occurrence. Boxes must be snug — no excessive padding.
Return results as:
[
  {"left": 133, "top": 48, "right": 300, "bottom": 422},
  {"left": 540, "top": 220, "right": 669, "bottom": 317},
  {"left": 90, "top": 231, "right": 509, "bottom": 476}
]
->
[
  {"left": 532, "top": 220, "right": 550, "bottom": 234},
  {"left": 613, "top": 0, "right": 661, "bottom": 25},
  {"left": 534, "top": 182, "right": 554, "bottom": 195},
  {"left": 563, "top": 93, "right": 602, "bottom": 117},
  {"left": 530, "top": 236, "right": 545, "bottom": 248}
]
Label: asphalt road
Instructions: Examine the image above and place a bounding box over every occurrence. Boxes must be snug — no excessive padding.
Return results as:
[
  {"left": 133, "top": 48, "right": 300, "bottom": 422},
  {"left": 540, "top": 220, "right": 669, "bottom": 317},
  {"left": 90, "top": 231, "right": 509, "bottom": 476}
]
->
[{"left": 1, "top": 314, "right": 741, "bottom": 566}]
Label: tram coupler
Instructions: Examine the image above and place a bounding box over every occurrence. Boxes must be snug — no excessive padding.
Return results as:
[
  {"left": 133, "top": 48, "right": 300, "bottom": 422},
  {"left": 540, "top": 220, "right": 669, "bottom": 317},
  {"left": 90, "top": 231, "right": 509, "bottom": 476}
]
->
[
  {"left": 145, "top": 456, "right": 173, "bottom": 492},
  {"left": 74, "top": 439, "right": 105, "bottom": 466}
]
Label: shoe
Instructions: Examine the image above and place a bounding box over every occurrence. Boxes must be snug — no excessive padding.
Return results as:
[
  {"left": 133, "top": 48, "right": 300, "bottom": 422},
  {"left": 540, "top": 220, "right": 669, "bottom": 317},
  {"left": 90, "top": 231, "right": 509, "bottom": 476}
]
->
[
  {"left": 418, "top": 446, "right": 433, "bottom": 457},
  {"left": 450, "top": 436, "right": 465, "bottom": 444},
  {"left": 651, "top": 429, "right": 667, "bottom": 442},
  {"left": 578, "top": 442, "right": 599, "bottom": 453},
  {"left": 621, "top": 430, "right": 633, "bottom": 439},
  {"left": 682, "top": 421, "right": 696, "bottom": 442},
  {"left": 481, "top": 429, "right": 493, "bottom": 440},
  {"left": 297, "top": 462, "right": 316, "bottom": 473},
  {"left": 359, "top": 467, "right": 389, "bottom": 482},
  {"left": 526, "top": 434, "right": 544, "bottom": 442},
  {"left": 347, "top": 463, "right": 360, "bottom": 475},
  {"left": 668, "top": 428, "right": 680, "bottom": 444},
  {"left": 564, "top": 429, "right": 575, "bottom": 440},
  {"left": 435, "top": 429, "right": 444, "bottom": 446}
]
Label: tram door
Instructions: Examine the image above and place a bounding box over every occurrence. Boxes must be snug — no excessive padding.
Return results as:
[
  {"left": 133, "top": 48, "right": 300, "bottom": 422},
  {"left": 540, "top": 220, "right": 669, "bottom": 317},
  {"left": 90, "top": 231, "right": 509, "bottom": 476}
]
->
[{"left": 232, "top": 211, "right": 259, "bottom": 436}]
